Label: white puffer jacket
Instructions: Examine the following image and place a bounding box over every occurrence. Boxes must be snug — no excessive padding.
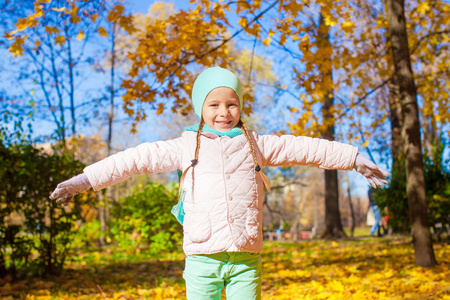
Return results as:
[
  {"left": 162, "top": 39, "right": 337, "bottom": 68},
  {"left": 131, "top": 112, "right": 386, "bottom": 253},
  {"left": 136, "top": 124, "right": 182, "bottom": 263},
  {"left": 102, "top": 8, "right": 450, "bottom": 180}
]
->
[{"left": 84, "top": 131, "right": 358, "bottom": 255}]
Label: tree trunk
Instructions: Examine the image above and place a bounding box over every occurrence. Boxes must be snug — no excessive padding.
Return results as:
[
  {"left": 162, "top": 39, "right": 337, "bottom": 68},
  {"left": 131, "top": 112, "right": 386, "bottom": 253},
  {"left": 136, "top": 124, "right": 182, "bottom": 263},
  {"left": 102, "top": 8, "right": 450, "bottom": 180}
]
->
[
  {"left": 388, "top": 79, "right": 403, "bottom": 163},
  {"left": 346, "top": 172, "right": 355, "bottom": 237},
  {"left": 386, "top": 0, "right": 436, "bottom": 267},
  {"left": 318, "top": 12, "right": 346, "bottom": 238}
]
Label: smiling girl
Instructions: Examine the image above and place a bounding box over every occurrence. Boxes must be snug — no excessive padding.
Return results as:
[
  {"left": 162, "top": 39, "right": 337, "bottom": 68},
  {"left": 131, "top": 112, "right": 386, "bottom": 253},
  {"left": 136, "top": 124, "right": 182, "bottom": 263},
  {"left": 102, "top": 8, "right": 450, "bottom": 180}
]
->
[{"left": 51, "top": 66, "right": 389, "bottom": 299}]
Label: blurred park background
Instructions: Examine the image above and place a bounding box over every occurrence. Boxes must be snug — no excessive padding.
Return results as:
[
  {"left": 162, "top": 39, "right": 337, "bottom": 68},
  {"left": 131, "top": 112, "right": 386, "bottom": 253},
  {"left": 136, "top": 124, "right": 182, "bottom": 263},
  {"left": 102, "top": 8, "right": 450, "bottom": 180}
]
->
[{"left": 0, "top": 0, "right": 449, "bottom": 299}]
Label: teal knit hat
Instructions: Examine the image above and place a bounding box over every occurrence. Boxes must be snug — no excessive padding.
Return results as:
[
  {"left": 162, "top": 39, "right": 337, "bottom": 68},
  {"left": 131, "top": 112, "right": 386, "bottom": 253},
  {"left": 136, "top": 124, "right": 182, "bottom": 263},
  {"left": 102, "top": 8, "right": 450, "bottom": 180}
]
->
[{"left": 192, "top": 66, "right": 243, "bottom": 118}]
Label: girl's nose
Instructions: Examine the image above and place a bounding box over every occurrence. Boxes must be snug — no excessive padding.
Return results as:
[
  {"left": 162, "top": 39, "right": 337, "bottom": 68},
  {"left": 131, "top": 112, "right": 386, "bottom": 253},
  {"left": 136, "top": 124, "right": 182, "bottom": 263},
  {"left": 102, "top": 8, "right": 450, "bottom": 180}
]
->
[{"left": 218, "top": 106, "right": 229, "bottom": 116}]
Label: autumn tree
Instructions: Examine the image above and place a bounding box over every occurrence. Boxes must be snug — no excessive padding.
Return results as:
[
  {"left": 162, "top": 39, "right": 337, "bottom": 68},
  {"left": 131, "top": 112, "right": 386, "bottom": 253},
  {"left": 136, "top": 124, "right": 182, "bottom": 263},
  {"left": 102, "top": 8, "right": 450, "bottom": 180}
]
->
[
  {"left": 346, "top": 0, "right": 449, "bottom": 265},
  {"left": 5, "top": 0, "right": 134, "bottom": 143},
  {"left": 386, "top": 0, "right": 437, "bottom": 267},
  {"left": 120, "top": 0, "right": 353, "bottom": 237}
]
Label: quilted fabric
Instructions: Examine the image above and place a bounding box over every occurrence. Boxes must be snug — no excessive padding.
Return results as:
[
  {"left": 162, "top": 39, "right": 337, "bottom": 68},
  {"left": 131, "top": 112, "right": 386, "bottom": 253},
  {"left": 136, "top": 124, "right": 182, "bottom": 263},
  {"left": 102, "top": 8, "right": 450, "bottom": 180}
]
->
[{"left": 83, "top": 131, "right": 358, "bottom": 255}]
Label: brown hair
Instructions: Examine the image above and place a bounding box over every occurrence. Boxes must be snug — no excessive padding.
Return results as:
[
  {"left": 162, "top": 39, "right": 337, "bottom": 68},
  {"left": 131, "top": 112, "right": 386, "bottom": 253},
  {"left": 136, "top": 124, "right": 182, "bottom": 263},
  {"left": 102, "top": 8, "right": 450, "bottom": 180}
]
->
[{"left": 179, "top": 119, "right": 270, "bottom": 196}]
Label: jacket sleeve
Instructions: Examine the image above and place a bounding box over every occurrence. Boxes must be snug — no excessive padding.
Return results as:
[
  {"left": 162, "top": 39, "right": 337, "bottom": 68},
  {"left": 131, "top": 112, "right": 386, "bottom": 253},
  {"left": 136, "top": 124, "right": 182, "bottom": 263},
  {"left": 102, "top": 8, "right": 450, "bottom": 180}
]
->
[
  {"left": 256, "top": 134, "right": 358, "bottom": 171},
  {"left": 83, "top": 137, "right": 184, "bottom": 191}
]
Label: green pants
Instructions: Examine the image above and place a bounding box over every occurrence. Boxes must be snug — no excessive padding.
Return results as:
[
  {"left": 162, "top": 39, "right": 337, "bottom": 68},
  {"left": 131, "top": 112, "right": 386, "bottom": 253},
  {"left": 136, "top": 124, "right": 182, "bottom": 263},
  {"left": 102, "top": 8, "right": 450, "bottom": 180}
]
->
[{"left": 183, "top": 251, "right": 262, "bottom": 300}]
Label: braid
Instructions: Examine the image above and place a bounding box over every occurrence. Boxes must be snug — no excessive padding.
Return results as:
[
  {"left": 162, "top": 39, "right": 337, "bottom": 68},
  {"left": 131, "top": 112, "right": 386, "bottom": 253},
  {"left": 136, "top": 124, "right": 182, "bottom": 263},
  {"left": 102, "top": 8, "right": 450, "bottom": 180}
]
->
[
  {"left": 240, "top": 121, "right": 260, "bottom": 170},
  {"left": 240, "top": 121, "right": 271, "bottom": 191},
  {"left": 193, "top": 118, "right": 205, "bottom": 165},
  {"left": 178, "top": 118, "right": 204, "bottom": 197}
]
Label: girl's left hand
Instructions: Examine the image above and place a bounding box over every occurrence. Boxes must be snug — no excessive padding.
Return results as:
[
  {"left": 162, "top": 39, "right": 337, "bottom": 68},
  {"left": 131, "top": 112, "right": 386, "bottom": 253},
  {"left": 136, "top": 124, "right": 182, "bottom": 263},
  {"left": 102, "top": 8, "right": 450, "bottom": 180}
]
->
[{"left": 353, "top": 154, "right": 390, "bottom": 188}]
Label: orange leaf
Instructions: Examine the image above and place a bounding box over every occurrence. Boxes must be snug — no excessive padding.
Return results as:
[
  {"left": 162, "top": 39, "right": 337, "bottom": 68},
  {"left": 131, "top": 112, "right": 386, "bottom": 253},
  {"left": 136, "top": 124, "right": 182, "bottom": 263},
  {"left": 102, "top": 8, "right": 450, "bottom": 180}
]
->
[
  {"left": 156, "top": 103, "right": 164, "bottom": 115},
  {"left": 97, "top": 26, "right": 108, "bottom": 37},
  {"left": 54, "top": 35, "right": 65, "bottom": 46}
]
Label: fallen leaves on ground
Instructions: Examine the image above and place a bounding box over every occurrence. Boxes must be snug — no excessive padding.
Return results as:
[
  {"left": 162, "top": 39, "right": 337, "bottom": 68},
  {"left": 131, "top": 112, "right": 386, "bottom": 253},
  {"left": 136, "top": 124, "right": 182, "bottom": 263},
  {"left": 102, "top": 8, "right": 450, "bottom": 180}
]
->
[
  {"left": 261, "top": 238, "right": 449, "bottom": 299},
  {"left": 0, "top": 237, "right": 448, "bottom": 299}
]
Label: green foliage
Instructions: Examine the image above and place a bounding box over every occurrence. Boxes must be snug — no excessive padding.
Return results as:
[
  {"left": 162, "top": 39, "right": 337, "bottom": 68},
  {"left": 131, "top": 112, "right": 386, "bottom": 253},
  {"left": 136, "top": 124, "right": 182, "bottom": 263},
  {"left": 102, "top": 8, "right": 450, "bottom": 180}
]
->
[
  {"left": 423, "top": 143, "right": 450, "bottom": 237},
  {"left": 0, "top": 140, "right": 96, "bottom": 278},
  {"left": 375, "top": 143, "right": 450, "bottom": 236},
  {"left": 70, "top": 219, "right": 103, "bottom": 248},
  {"left": 110, "top": 182, "right": 182, "bottom": 255},
  {"left": 374, "top": 156, "right": 410, "bottom": 233}
]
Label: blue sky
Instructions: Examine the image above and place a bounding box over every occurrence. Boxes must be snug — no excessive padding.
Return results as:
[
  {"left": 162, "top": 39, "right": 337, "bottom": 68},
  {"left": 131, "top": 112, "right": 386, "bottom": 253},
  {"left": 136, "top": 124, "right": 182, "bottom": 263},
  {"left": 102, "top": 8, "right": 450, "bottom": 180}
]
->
[{"left": 0, "top": 0, "right": 393, "bottom": 197}]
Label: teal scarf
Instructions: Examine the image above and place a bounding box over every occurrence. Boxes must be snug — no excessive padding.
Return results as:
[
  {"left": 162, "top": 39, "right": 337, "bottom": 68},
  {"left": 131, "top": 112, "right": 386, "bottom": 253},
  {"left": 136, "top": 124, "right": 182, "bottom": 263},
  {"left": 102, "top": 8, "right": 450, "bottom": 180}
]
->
[{"left": 184, "top": 123, "right": 243, "bottom": 137}]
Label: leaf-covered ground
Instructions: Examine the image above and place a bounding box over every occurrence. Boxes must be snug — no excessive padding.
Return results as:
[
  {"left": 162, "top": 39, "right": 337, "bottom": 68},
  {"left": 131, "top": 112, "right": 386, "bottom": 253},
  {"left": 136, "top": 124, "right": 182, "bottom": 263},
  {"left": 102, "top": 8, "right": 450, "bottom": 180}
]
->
[{"left": 1, "top": 237, "right": 449, "bottom": 299}]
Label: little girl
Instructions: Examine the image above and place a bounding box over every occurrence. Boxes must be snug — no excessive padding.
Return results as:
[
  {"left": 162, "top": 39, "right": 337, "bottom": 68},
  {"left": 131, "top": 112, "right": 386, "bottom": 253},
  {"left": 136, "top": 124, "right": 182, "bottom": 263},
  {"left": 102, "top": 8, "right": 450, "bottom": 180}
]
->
[{"left": 50, "top": 66, "right": 389, "bottom": 300}]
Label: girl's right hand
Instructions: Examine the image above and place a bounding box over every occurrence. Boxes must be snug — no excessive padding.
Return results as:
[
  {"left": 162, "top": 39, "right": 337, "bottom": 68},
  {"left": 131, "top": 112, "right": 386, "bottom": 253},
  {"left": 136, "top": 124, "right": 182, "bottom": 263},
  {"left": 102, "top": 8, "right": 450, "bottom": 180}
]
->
[{"left": 50, "top": 173, "right": 92, "bottom": 206}]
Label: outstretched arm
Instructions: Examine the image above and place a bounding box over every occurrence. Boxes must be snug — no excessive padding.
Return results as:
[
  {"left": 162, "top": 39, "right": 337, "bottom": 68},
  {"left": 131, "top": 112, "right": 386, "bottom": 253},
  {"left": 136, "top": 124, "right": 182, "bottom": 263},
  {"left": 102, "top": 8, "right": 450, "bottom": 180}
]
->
[
  {"left": 50, "top": 137, "right": 185, "bottom": 205},
  {"left": 256, "top": 133, "right": 389, "bottom": 188},
  {"left": 353, "top": 154, "right": 390, "bottom": 188},
  {"left": 50, "top": 173, "right": 92, "bottom": 206}
]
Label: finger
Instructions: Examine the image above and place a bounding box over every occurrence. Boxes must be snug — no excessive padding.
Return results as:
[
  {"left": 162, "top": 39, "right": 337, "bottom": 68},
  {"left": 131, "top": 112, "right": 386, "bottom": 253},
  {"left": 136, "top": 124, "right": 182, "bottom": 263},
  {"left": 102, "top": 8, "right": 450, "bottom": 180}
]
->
[
  {"left": 56, "top": 180, "right": 72, "bottom": 189},
  {"left": 55, "top": 192, "right": 70, "bottom": 204},
  {"left": 62, "top": 194, "right": 73, "bottom": 206},
  {"left": 370, "top": 177, "right": 383, "bottom": 188},
  {"left": 369, "top": 177, "right": 380, "bottom": 187},
  {"left": 372, "top": 177, "right": 383, "bottom": 188},
  {"left": 372, "top": 167, "right": 390, "bottom": 178},
  {"left": 372, "top": 172, "right": 389, "bottom": 184},
  {"left": 50, "top": 188, "right": 60, "bottom": 200},
  {"left": 373, "top": 170, "right": 390, "bottom": 182},
  {"left": 380, "top": 168, "right": 390, "bottom": 177},
  {"left": 367, "top": 178, "right": 376, "bottom": 189},
  {"left": 52, "top": 189, "right": 68, "bottom": 202}
]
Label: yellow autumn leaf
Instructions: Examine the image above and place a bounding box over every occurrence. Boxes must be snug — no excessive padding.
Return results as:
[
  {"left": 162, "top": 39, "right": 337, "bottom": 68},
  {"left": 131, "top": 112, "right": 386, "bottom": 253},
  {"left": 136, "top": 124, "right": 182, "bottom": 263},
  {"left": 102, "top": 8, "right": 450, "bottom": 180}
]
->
[
  {"left": 76, "top": 30, "right": 85, "bottom": 41},
  {"left": 90, "top": 13, "right": 98, "bottom": 22},
  {"left": 51, "top": 7, "right": 66, "bottom": 12},
  {"left": 341, "top": 20, "right": 354, "bottom": 28},
  {"left": 156, "top": 103, "right": 164, "bottom": 115},
  {"left": 97, "top": 26, "right": 108, "bottom": 37},
  {"left": 4, "top": 31, "right": 14, "bottom": 40},
  {"left": 13, "top": 17, "right": 38, "bottom": 33},
  {"left": 30, "top": 7, "right": 44, "bottom": 19},
  {"left": 417, "top": 2, "right": 430, "bottom": 14},
  {"left": 44, "top": 25, "right": 59, "bottom": 35},
  {"left": 324, "top": 15, "right": 336, "bottom": 27},
  {"left": 328, "top": 280, "right": 345, "bottom": 292},
  {"left": 107, "top": 4, "right": 125, "bottom": 22},
  {"left": 262, "top": 36, "right": 271, "bottom": 46},
  {"left": 71, "top": 15, "right": 81, "bottom": 24},
  {"left": 119, "top": 15, "right": 136, "bottom": 34},
  {"left": 9, "top": 35, "right": 27, "bottom": 57},
  {"left": 238, "top": 17, "right": 247, "bottom": 27},
  {"left": 54, "top": 35, "right": 65, "bottom": 46}
]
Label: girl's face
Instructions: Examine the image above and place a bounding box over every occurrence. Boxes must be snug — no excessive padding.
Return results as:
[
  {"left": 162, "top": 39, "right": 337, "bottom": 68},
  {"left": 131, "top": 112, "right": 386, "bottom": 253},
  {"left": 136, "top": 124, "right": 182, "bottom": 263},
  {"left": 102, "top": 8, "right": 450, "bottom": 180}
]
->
[{"left": 202, "top": 87, "right": 241, "bottom": 132}]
